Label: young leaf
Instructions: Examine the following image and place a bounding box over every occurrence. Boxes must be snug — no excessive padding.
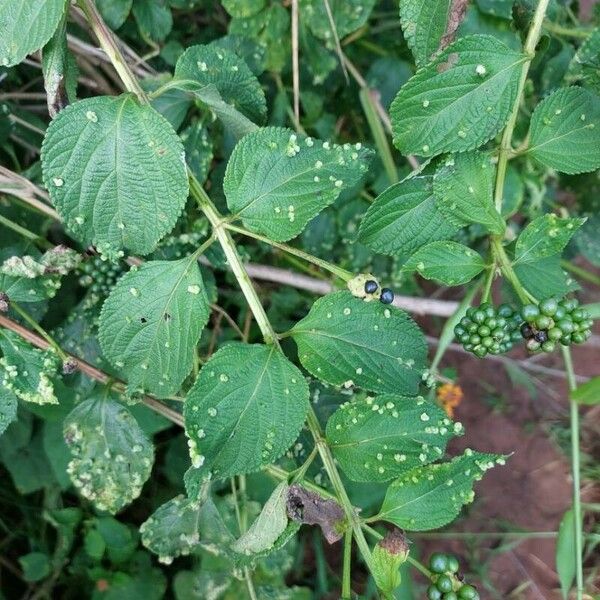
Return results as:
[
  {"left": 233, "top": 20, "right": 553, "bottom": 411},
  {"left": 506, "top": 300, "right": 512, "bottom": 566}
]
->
[
  {"left": 403, "top": 241, "right": 486, "bottom": 285},
  {"left": 527, "top": 87, "right": 600, "bottom": 174},
  {"left": 0, "top": 0, "right": 67, "bottom": 67},
  {"left": 63, "top": 394, "right": 154, "bottom": 513},
  {"left": 0, "top": 387, "right": 18, "bottom": 436},
  {"left": 224, "top": 127, "right": 371, "bottom": 241},
  {"left": 98, "top": 256, "right": 210, "bottom": 398},
  {"left": 140, "top": 495, "right": 202, "bottom": 563},
  {"left": 232, "top": 482, "right": 289, "bottom": 555},
  {"left": 556, "top": 508, "right": 575, "bottom": 600},
  {"left": 514, "top": 214, "right": 586, "bottom": 265},
  {"left": 184, "top": 343, "right": 309, "bottom": 479},
  {"left": 0, "top": 330, "right": 59, "bottom": 405},
  {"left": 391, "top": 35, "right": 526, "bottom": 157},
  {"left": 433, "top": 152, "right": 506, "bottom": 234},
  {"left": 378, "top": 450, "right": 505, "bottom": 531},
  {"left": 291, "top": 291, "right": 427, "bottom": 395},
  {"left": 326, "top": 395, "right": 462, "bottom": 482},
  {"left": 399, "top": 0, "right": 469, "bottom": 67},
  {"left": 175, "top": 44, "right": 266, "bottom": 124},
  {"left": 358, "top": 176, "right": 458, "bottom": 256},
  {"left": 41, "top": 94, "right": 189, "bottom": 258}
]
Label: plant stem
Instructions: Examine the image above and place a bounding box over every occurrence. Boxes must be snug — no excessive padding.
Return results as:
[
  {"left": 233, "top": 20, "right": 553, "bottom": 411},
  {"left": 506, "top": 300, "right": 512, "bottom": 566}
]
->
[
  {"left": 562, "top": 346, "right": 584, "bottom": 600},
  {"left": 0, "top": 214, "right": 51, "bottom": 248},
  {"left": 481, "top": 264, "right": 496, "bottom": 304},
  {"left": 76, "top": 0, "right": 148, "bottom": 103},
  {"left": 490, "top": 237, "right": 534, "bottom": 303},
  {"left": 9, "top": 302, "right": 68, "bottom": 361},
  {"left": 224, "top": 222, "right": 353, "bottom": 282},
  {"left": 341, "top": 530, "right": 353, "bottom": 599},
  {"left": 493, "top": 0, "right": 551, "bottom": 212},
  {"left": 359, "top": 88, "right": 398, "bottom": 185},
  {"left": 543, "top": 21, "right": 591, "bottom": 39},
  {"left": 561, "top": 260, "right": 600, "bottom": 288}
]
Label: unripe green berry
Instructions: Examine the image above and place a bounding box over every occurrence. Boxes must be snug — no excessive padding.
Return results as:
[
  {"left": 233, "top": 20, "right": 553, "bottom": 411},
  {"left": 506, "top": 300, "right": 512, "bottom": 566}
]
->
[
  {"left": 497, "top": 304, "right": 513, "bottom": 318},
  {"left": 548, "top": 327, "right": 562, "bottom": 341},
  {"left": 571, "top": 308, "right": 584, "bottom": 322},
  {"left": 527, "top": 339, "right": 541, "bottom": 351},
  {"left": 539, "top": 298, "right": 558, "bottom": 316},
  {"left": 521, "top": 305, "right": 539, "bottom": 321},
  {"left": 535, "top": 315, "right": 552, "bottom": 330},
  {"left": 572, "top": 332, "right": 585, "bottom": 344},
  {"left": 443, "top": 593, "right": 458, "bottom": 600},
  {"left": 558, "top": 319, "right": 575, "bottom": 334},
  {"left": 472, "top": 310, "right": 485, "bottom": 324},
  {"left": 474, "top": 346, "right": 487, "bottom": 358},
  {"left": 478, "top": 325, "right": 491, "bottom": 337},
  {"left": 436, "top": 575, "right": 454, "bottom": 593},
  {"left": 458, "top": 584, "right": 479, "bottom": 600},
  {"left": 541, "top": 340, "right": 555, "bottom": 352},
  {"left": 429, "top": 553, "right": 449, "bottom": 574},
  {"left": 446, "top": 555, "right": 459, "bottom": 573},
  {"left": 428, "top": 585, "right": 443, "bottom": 600}
]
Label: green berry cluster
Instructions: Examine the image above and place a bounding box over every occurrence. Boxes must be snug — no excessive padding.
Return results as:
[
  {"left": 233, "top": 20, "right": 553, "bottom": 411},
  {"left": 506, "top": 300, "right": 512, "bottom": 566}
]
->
[
  {"left": 520, "top": 297, "right": 593, "bottom": 353},
  {"left": 78, "top": 256, "right": 124, "bottom": 297},
  {"left": 427, "top": 553, "right": 479, "bottom": 600},
  {"left": 454, "top": 303, "right": 523, "bottom": 358}
]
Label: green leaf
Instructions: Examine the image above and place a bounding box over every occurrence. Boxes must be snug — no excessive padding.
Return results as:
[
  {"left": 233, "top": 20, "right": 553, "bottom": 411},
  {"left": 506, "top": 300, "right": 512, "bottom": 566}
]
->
[
  {"left": 184, "top": 343, "right": 309, "bottom": 479},
  {"left": 575, "top": 214, "right": 600, "bottom": 266},
  {"left": 63, "top": 393, "right": 154, "bottom": 513},
  {"left": 181, "top": 121, "right": 214, "bottom": 184},
  {"left": 358, "top": 176, "right": 458, "bottom": 256},
  {"left": 291, "top": 291, "right": 427, "bottom": 395},
  {"left": 527, "top": 87, "right": 600, "bottom": 174},
  {"left": 0, "top": 248, "right": 61, "bottom": 302},
  {"left": 19, "top": 552, "right": 51, "bottom": 582},
  {"left": 41, "top": 94, "right": 189, "bottom": 258},
  {"left": 0, "top": 329, "right": 59, "bottom": 405},
  {"left": 514, "top": 255, "right": 579, "bottom": 300},
  {"left": 404, "top": 241, "right": 486, "bottom": 285},
  {"left": 140, "top": 495, "right": 202, "bottom": 563},
  {"left": 514, "top": 214, "right": 586, "bottom": 266},
  {"left": 391, "top": 35, "right": 526, "bottom": 157},
  {"left": 97, "top": 0, "right": 133, "bottom": 30},
  {"left": 232, "top": 482, "right": 289, "bottom": 555},
  {"left": 175, "top": 44, "right": 266, "bottom": 124},
  {"left": 570, "top": 376, "right": 600, "bottom": 405},
  {"left": 433, "top": 152, "right": 505, "bottom": 234},
  {"left": 556, "top": 508, "right": 575, "bottom": 600},
  {"left": 378, "top": 450, "right": 505, "bottom": 531},
  {"left": 567, "top": 28, "right": 600, "bottom": 94},
  {"left": 98, "top": 256, "right": 210, "bottom": 398},
  {"left": 0, "top": 0, "right": 67, "bottom": 67},
  {"left": 301, "top": 0, "right": 376, "bottom": 40},
  {"left": 222, "top": 0, "right": 266, "bottom": 18},
  {"left": 326, "top": 395, "right": 462, "bottom": 482},
  {"left": 224, "top": 127, "right": 371, "bottom": 242},
  {"left": 0, "top": 387, "right": 17, "bottom": 436},
  {"left": 399, "top": 0, "right": 469, "bottom": 67},
  {"left": 132, "top": 0, "right": 173, "bottom": 42}
]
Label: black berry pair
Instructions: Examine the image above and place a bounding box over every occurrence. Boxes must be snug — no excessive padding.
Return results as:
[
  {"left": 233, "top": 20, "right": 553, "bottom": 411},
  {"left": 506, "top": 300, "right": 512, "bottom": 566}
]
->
[
  {"left": 427, "top": 552, "right": 479, "bottom": 600},
  {"left": 364, "top": 280, "right": 394, "bottom": 304}
]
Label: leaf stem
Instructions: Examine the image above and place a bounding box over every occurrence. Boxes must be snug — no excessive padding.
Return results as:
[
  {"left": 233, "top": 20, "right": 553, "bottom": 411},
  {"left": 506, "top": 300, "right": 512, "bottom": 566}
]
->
[
  {"left": 490, "top": 237, "right": 534, "bottom": 303},
  {"left": 561, "top": 346, "right": 584, "bottom": 600},
  {"left": 481, "top": 263, "right": 496, "bottom": 304},
  {"left": 0, "top": 214, "right": 52, "bottom": 248},
  {"left": 224, "top": 222, "right": 353, "bottom": 282},
  {"left": 493, "top": 0, "right": 551, "bottom": 212}
]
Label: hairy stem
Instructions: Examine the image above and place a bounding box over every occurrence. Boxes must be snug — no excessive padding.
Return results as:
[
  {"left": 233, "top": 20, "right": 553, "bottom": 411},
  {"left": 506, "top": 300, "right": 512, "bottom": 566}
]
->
[
  {"left": 490, "top": 237, "right": 534, "bottom": 303},
  {"left": 493, "top": 0, "right": 551, "bottom": 212},
  {"left": 341, "top": 530, "right": 353, "bottom": 599},
  {"left": 562, "top": 346, "right": 584, "bottom": 600}
]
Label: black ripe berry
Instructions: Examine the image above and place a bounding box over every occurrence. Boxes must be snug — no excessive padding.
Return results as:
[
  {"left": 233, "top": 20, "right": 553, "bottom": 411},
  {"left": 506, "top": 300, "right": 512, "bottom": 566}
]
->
[
  {"left": 380, "top": 288, "right": 394, "bottom": 304},
  {"left": 534, "top": 330, "right": 548, "bottom": 344},
  {"left": 364, "top": 279, "right": 378, "bottom": 294},
  {"left": 520, "top": 323, "right": 534, "bottom": 339}
]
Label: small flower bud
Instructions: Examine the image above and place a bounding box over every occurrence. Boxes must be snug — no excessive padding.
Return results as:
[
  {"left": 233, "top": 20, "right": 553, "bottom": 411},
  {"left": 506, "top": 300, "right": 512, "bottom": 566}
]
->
[{"left": 371, "top": 528, "right": 409, "bottom": 595}]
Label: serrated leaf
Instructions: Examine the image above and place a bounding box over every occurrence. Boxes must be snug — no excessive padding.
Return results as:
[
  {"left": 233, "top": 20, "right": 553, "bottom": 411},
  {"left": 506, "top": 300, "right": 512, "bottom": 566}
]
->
[
  {"left": 358, "top": 176, "right": 458, "bottom": 256},
  {"left": 132, "top": 0, "right": 172, "bottom": 42},
  {"left": 41, "top": 94, "right": 188, "bottom": 258},
  {"left": 0, "top": 0, "right": 67, "bottom": 67},
  {"left": 232, "top": 482, "right": 289, "bottom": 555},
  {"left": 514, "top": 214, "right": 586, "bottom": 265},
  {"left": 433, "top": 152, "right": 505, "bottom": 234},
  {"left": 527, "top": 87, "right": 600, "bottom": 174},
  {"left": 514, "top": 255, "right": 579, "bottom": 300},
  {"left": 301, "top": 0, "right": 376, "bottom": 40},
  {"left": 400, "top": 0, "right": 469, "bottom": 67},
  {"left": 181, "top": 121, "right": 214, "bottom": 184},
  {"left": 556, "top": 508, "right": 575, "bottom": 600},
  {"left": 184, "top": 343, "right": 309, "bottom": 479},
  {"left": 175, "top": 44, "right": 266, "bottom": 124},
  {"left": 391, "top": 35, "right": 526, "bottom": 157},
  {"left": 224, "top": 127, "right": 371, "bottom": 242},
  {"left": 140, "top": 495, "right": 202, "bottom": 563},
  {"left": 567, "top": 28, "right": 600, "bottom": 94},
  {"left": 63, "top": 393, "right": 154, "bottom": 513},
  {"left": 378, "top": 451, "right": 505, "bottom": 531},
  {"left": 98, "top": 256, "right": 210, "bottom": 398},
  {"left": 570, "top": 376, "right": 600, "bottom": 405},
  {"left": 0, "top": 387, "right": 17, "bottom": 436},
  {"left": 222, "top": 0, "right": 266, "bottom": 18},
  {"left": 291, "top": 291, "right": 427, "bottom": 395},
  {"left": 326, "top": 395, "right": 461, "bottom": 482},
  {"left": 404, "top": 241, "right": 486, "bottom": 285},
  {"left": 0, "top": 330, "right": 59, "bottom": 405}
]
